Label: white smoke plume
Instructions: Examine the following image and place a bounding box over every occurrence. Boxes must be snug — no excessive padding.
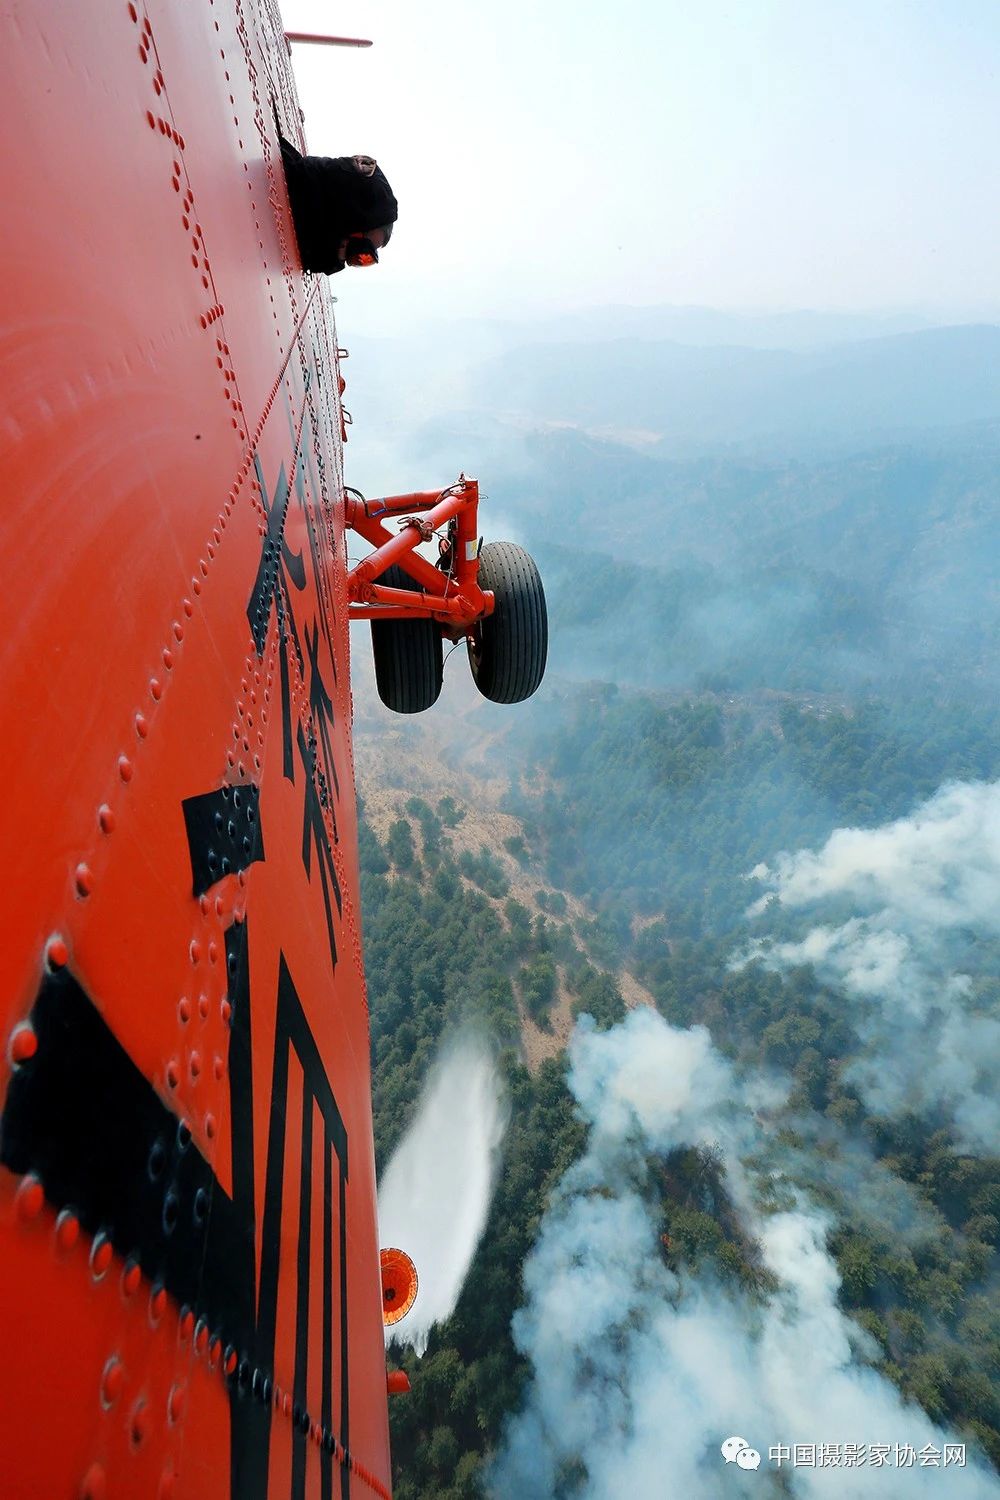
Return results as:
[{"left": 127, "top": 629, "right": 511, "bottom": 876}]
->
[
  {"left": 770, "top": 1112, "right": 948, "bottom": 1250},
  {"left": 488, "top": 1008, "right": 999, "bottom": 1498},
  {"left": 377, "top": 1030, "right": 508, "bottom": 1354},
  {"left": 740, "top": 780, "right": 1000, "bottom": 1152}
]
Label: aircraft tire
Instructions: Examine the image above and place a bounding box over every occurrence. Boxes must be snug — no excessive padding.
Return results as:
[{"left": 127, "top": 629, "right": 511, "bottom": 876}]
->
[
  {"left": 468, "top": 542, "right": 548, "bottom": 704},
  {"left": 371, "top": 566, "right": 444, "bottom": 713}
]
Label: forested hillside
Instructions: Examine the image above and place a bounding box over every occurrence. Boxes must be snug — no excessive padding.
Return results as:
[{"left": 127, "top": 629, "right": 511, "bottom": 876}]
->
[
  {"left": 357, "top": 682, "right": 1000, "bottom": 1494},
  {"left": 357, "top": 789, "right": 624, "bottom": 1499}
]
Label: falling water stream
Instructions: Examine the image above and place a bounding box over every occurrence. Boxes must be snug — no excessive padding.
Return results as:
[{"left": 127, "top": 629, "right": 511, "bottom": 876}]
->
[{"left": 377, "top": 1030, "right": 508, "bottom": 1353}]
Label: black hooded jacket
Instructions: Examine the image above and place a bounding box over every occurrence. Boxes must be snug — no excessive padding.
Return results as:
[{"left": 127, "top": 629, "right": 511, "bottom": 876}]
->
[{"left": 279, "top": 137, "right": 398, "bottom": 275}]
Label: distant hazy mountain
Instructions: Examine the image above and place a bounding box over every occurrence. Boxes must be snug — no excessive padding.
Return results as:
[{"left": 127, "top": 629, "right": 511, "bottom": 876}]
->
[
  {"left": 346, "top": 320, "right": 1000, "bottom": 464},
  {"left": 392, "top": 418, "right": 999, "bottom": 694},
  {"left": 343, "top": 313, "right": 999, "bottom": 693},
  {"left": 477, "top": 304, "right": 942, "bottom": 349},
  {"left": 470, "top": 325, "right": 1000, "bottom": 450}
]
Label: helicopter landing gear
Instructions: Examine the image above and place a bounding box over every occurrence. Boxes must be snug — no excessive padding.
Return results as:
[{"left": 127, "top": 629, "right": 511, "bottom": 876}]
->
[{"left": 346, "top": 477, "right": 547, "bottom": 714}]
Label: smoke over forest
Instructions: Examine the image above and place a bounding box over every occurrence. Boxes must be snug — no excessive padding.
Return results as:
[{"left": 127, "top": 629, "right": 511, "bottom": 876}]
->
[
  {"left": 353, "top": 306, "right": 1000, "bottom": 1497},
  {"left": 741, "top": 781, "right": 1000, "bottom": 1155},
  {"left": 489, "top": 1010, "right": 999, "bottom": 1498}
]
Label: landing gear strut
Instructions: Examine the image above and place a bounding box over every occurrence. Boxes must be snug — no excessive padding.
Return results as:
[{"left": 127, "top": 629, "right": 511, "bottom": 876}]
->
[{"left": 345, "top": 476, "right": 547, "bottom": 714}]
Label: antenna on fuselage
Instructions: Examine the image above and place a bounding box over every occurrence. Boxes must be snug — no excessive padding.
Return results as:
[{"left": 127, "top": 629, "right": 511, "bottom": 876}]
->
[{"left": 284, "top": 31, "right": 373, "bottom": 49}]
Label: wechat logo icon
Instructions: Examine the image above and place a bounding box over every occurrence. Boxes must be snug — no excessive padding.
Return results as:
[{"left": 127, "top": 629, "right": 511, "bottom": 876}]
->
[{"left": 721, "top": 1436, "right": 761, "bottom": 1470}]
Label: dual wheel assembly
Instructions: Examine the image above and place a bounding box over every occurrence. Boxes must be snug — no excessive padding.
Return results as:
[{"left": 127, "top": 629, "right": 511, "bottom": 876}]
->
[{"left": 371, "top": 543, "right": 547, "bottom": 714}]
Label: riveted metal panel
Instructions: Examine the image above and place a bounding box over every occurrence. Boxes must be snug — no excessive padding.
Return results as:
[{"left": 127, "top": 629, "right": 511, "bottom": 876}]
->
[{"left": 0, "top": 3, "right": 389, "bottom": 1496}]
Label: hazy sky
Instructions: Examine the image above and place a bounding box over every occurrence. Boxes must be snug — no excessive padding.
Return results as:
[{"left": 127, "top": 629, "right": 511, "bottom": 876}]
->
[{"left": 283, "top": 0, "right": 1000, "bottom": 331}]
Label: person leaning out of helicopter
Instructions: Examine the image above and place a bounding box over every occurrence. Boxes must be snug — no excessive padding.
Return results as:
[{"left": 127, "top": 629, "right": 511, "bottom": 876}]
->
[{"left": 279, "top": 136, "right": 397, "bottom": 275}]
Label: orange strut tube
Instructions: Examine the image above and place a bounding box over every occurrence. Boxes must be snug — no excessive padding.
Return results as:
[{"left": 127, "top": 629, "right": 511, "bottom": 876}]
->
[{"left": 346, "top": 478, "right": 495, "bottom": 627}]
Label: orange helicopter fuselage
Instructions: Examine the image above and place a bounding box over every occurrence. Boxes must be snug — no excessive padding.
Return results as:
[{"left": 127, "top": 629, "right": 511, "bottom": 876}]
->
[{"left": 0, "top": 2, "right": 391, "bottom": 1496}]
